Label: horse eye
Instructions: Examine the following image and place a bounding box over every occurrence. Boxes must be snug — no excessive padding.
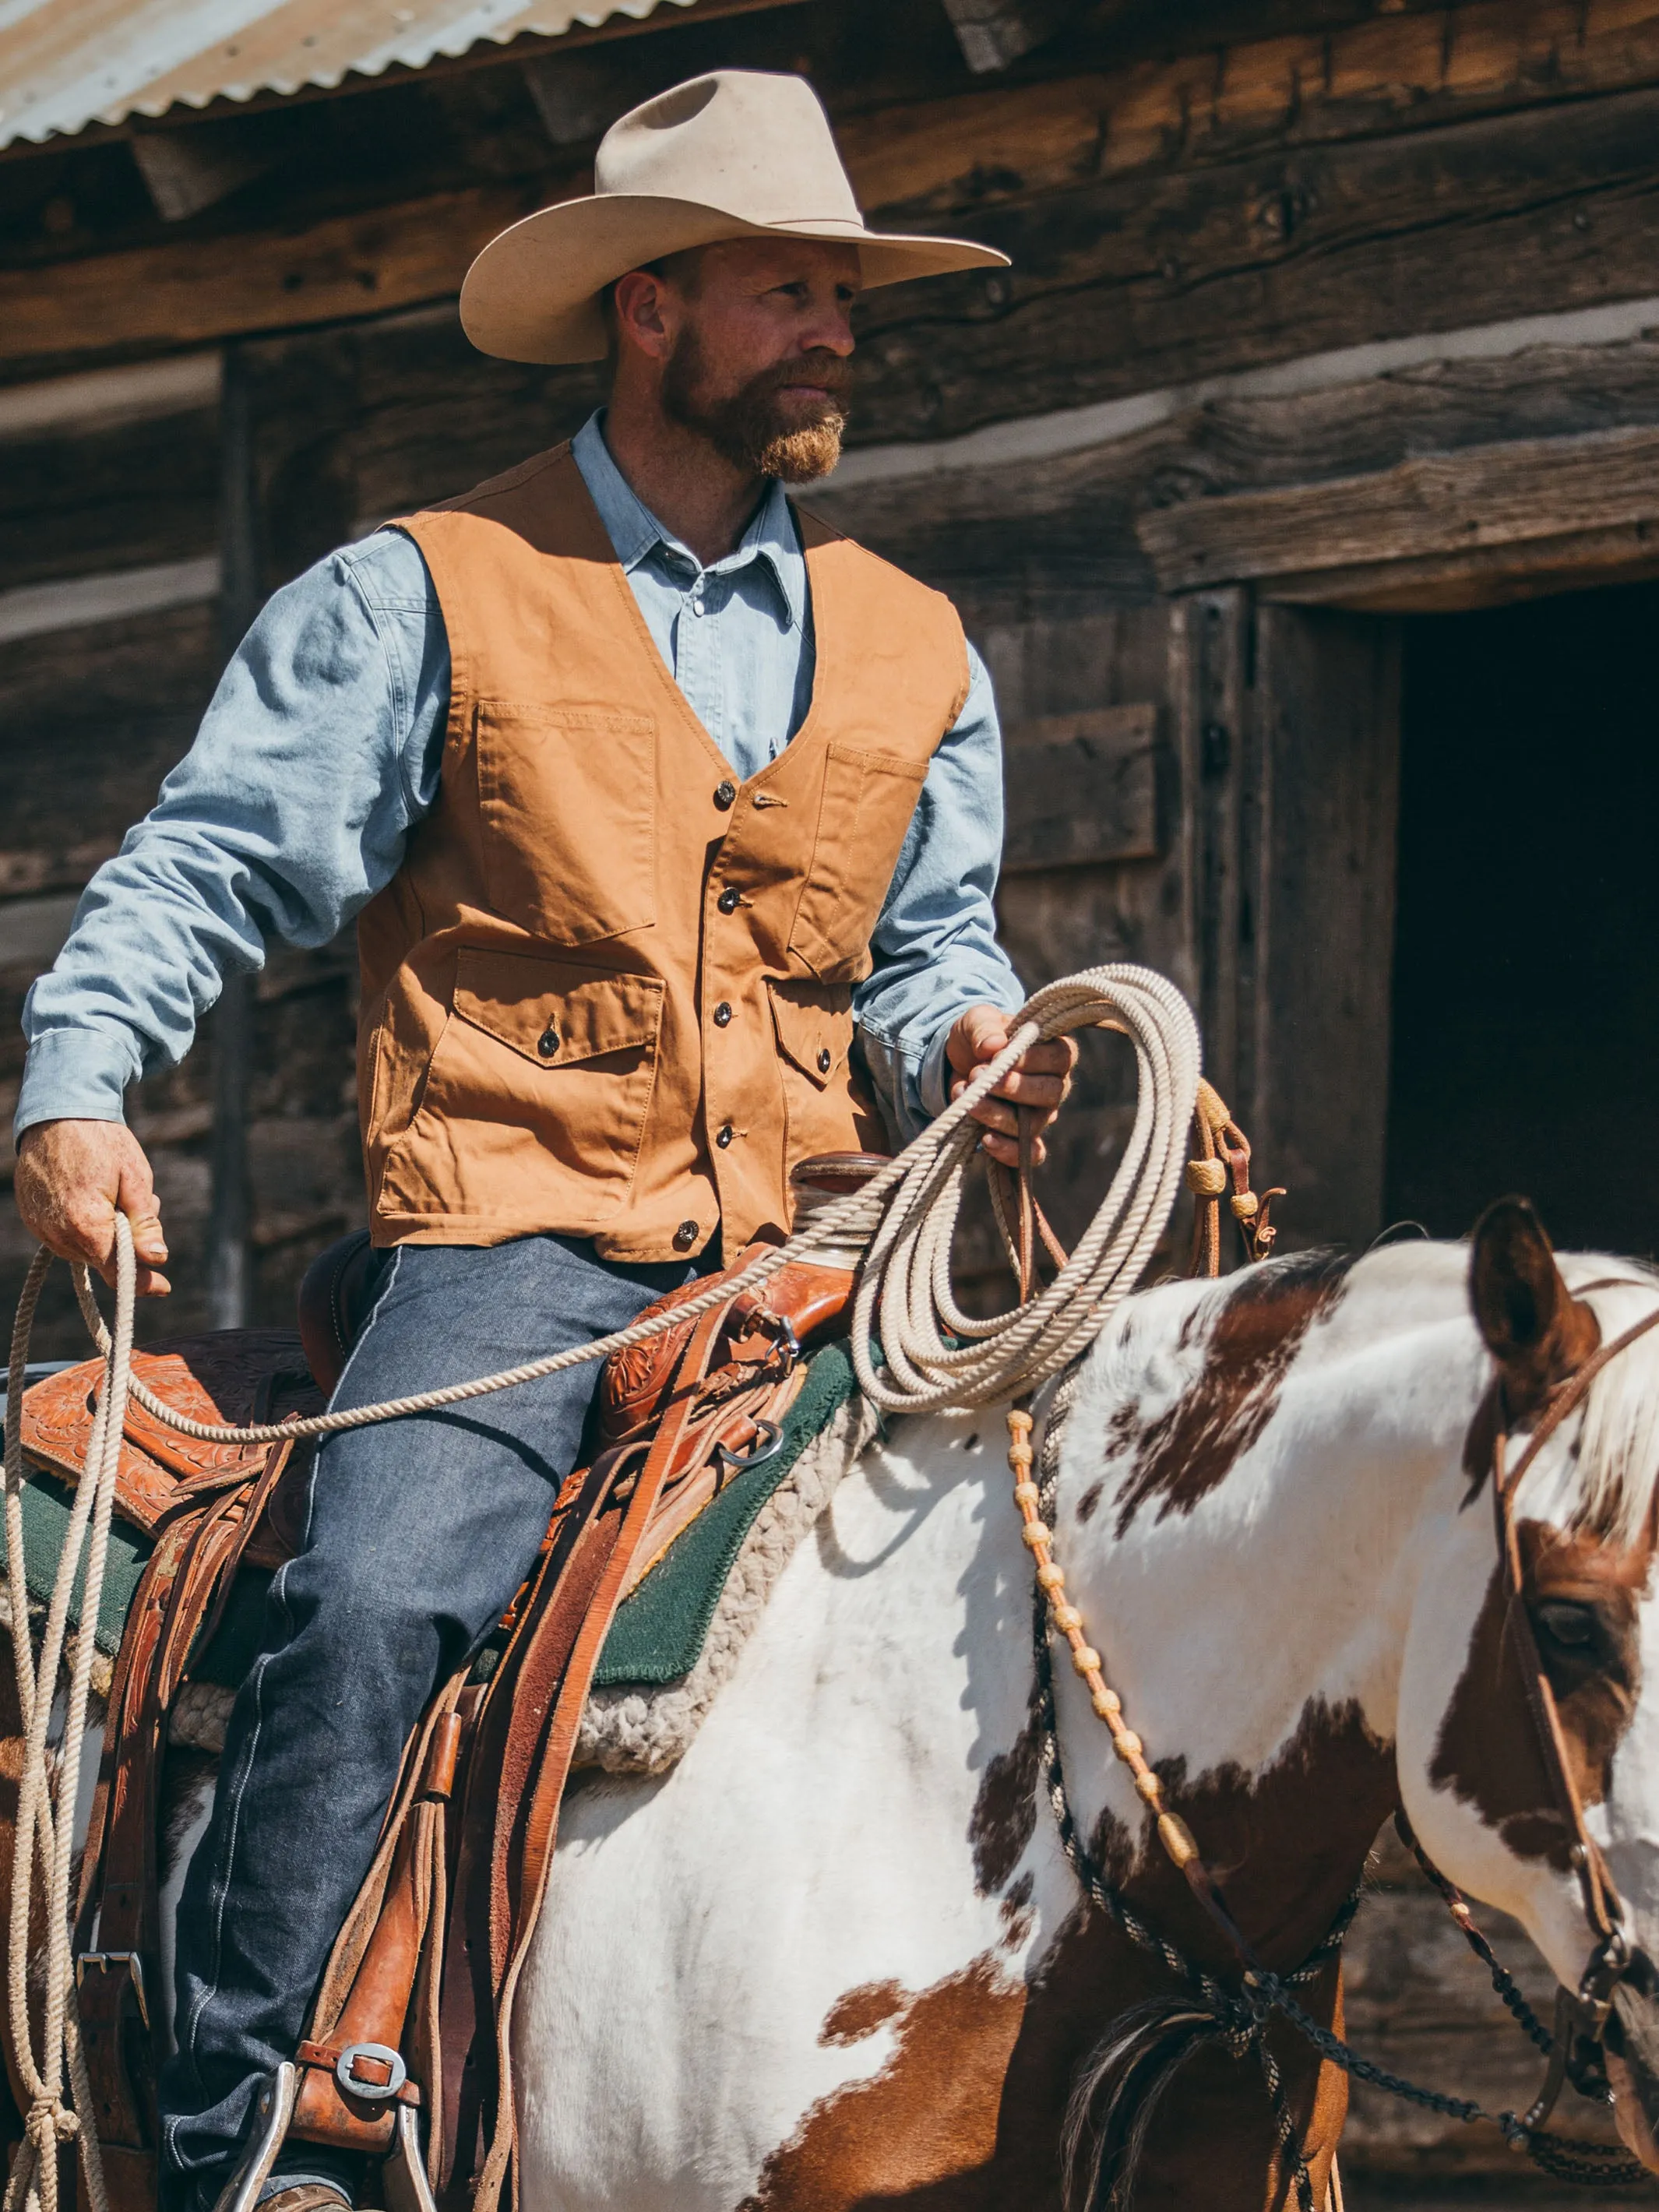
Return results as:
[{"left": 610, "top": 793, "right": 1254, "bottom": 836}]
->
[{"left": 1534, "top": 1601, "right": 1598, "bottom": 1650}]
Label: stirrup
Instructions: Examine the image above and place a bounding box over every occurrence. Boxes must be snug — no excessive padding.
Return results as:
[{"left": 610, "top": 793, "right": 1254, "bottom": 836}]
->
[{"left": 208, "top": 2063, "right": 299, "bottom": 2212}]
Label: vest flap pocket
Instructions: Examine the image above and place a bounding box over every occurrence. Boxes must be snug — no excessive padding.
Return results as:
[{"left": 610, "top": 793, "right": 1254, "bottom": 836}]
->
[
  {"left": 767, "top": 978, "right": 854, "bottom": 1090},
  {"left": 453, "top": 949, "right": 664, "bottom": 1066}
]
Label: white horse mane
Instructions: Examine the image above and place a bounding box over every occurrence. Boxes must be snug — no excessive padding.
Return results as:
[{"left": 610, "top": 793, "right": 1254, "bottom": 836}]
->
[{"left": 1556, "top": 1261, "right": 1659, "bottom": 1547}]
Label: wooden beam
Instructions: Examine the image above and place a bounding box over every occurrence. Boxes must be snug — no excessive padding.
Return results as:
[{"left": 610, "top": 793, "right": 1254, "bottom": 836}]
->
[
  {"left": 1258, "top": 521, "right": 1659, "bottom": 613},
  {"left": 1136, "top": 423, "right": 1659, "bottom": 592},
  {"left": 0, "top": 183, "right": 540, "bottom": 366},
  {"left": 848, "top": 79, "right": 1659, "bottom": 445}
]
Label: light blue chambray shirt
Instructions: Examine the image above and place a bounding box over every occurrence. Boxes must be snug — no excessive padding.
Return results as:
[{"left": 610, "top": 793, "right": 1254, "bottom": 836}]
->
[{"left": 18, "top": 413, "right": 1023, "bottom": 1150}]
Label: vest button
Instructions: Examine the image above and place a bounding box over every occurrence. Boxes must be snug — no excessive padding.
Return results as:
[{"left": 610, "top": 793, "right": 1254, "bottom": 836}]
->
[
  {"left": 674, "top": 1220, "right": 699, "bottom": 1250},
  {"left": 713, "top": 780, "right": 738, "bottom": 811},
  {"left": 716, "top": 1123, "right": 734, "bottom": 1149},
  {"left": 717, "top": 886, "right": 741, "bottom": 914},
  {"left": 537, "top": 1026, "right": 559, "bottom": 1058},
  {"left": 713, "top": 1001, "right": 733, "bottom": 1027},
  {"left": 817, "top": 1048, "right": 832, "bottom": 1073}
]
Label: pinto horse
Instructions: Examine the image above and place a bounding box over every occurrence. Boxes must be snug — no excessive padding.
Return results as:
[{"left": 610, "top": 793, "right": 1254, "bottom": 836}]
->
[{"left": 55, "top": 1203, "right": 1659, "bottom": 2207}]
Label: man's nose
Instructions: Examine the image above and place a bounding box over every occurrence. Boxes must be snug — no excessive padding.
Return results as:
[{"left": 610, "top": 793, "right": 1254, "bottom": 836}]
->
[{"left": 801, "top": 305, "right": 856, "bottom": 358}]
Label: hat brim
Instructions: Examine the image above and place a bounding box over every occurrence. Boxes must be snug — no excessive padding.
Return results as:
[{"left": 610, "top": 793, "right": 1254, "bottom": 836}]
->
[{"left": 459, "top": 192, "right": 1009, "bottom": 365}]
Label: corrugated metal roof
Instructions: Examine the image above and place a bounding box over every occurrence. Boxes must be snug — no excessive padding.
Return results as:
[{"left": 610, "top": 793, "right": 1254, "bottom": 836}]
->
[{"left": 0, "top": 0, "right": 696, "bottom": 150}]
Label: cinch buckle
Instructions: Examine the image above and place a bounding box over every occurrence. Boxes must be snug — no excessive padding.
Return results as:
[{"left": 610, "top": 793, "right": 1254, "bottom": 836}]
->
[
  {"left": 335, "top": 2040, "right": 407, "bottom": 2103},
  {"left": 76, "top": 1950, "right": 150, "bottom": 2031}
]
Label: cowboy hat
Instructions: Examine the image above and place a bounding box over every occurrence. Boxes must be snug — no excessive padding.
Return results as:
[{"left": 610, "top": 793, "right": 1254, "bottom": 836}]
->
[{"left": 460, "top": 68, "right": 1009, "bottom": 365}]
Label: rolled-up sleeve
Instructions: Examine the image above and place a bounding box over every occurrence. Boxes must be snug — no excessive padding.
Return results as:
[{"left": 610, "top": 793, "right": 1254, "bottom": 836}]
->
[
  {"left": 16, "top": 530, "right": 448, "bottom": 1140},
  {"left": 854, "top": 643, "right": 1025, "bottom": 1144}
]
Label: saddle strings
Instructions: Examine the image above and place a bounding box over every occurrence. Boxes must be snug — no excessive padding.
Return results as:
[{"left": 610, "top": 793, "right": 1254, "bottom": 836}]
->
[{"left": 51, "top": 963, "right": 1202, "bottom": 1445}]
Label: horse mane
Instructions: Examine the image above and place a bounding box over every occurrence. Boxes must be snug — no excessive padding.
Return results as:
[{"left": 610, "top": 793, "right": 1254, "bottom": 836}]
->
[{"left": 1530, "top": 1263, "right": 1659, "bottom": 1547}]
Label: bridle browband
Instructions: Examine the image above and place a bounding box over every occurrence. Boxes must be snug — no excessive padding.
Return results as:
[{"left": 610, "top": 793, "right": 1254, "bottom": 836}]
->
[{"left": 1478, "top": 1288, "right": 1659, "bottom": 2127}]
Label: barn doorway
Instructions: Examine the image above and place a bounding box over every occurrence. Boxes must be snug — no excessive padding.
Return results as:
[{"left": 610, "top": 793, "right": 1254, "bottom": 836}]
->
[{"left": 1385, "top": 579, "right": 1659, "bottom": 1259}]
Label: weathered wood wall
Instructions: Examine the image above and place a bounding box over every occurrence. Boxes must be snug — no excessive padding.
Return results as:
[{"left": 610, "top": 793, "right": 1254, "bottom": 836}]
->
[{"left": 8, "top": 9, "right": 1659, "bottom": 2192}]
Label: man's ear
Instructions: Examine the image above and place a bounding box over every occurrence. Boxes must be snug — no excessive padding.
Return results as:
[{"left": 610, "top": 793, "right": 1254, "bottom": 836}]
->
[{"left": 1469, "top": 1196, "right": 1599, "bottom": 1419}]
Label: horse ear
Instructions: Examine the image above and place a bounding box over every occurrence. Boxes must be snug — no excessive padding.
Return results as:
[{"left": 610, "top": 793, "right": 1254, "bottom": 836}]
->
[{"left": 1469, "top": 1197, "right": 1598, "bottom": 1418}]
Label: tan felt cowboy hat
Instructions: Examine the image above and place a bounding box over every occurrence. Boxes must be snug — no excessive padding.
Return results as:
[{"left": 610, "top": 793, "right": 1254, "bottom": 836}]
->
[{"left": 460, "top": 68, "right": 1009, "bottom": 365}]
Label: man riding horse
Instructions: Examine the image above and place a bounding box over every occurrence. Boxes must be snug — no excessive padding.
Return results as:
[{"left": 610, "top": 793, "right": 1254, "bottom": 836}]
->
[{"left": 12, "top": 69, "right": 1075, "bottom": 2212}]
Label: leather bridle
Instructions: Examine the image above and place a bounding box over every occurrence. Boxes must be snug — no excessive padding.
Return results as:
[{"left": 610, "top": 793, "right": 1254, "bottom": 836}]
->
[{"left": 1483, "top": 1291, "right": 1659, "bottom": 2129}]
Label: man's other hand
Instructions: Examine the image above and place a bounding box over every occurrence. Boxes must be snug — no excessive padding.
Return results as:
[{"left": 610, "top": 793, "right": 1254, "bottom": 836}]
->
[
  {"left": 15, "top": 1120, "right": 171, "bottom": 1296},
  {"left": 945, "top": 1005, "right": 1077, "bottom": 1169}
]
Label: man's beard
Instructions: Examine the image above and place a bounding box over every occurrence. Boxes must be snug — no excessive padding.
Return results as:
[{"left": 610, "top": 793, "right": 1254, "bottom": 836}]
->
[{"left": 662, "top": 332, "right": 851, "bottom": 483}]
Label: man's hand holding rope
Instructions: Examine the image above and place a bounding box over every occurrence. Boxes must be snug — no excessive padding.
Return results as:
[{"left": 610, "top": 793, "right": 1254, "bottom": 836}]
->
[{"left": 945, "top": 1003, "right": 1078, "bottom": 1167}]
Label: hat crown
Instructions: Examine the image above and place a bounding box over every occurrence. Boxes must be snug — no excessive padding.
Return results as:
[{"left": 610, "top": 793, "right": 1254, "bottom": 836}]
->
[{"left": 594, "top": 70, "right": 863, "bottom": 228}]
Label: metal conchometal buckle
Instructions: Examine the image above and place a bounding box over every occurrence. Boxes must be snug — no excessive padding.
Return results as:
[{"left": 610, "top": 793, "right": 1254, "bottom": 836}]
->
[
  {"left": 76, "top": 1949, "right": 150, "bottom": 2031},
  {"left": 713, "top": 1418, "right": 784, "bottom": 1474},
  {"left": 336, "top": 2040, "right": 407, "bottom": 2102}
]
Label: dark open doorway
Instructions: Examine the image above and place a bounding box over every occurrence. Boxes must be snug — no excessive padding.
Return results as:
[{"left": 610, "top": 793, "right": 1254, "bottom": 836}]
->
[{"left": 1386, "top": 580, "right": 1659, "bottom": 1259}]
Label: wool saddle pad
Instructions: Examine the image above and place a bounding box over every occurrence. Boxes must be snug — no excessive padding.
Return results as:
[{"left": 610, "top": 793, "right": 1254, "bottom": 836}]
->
[{"left": 9, "top": 1342, "right": 872, "bottom": 1773}]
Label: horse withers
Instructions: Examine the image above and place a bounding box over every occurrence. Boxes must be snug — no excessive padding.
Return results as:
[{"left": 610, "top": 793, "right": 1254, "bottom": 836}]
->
[{"left": 30, "top": 1200, "right": 1659, "bottom": 2209}]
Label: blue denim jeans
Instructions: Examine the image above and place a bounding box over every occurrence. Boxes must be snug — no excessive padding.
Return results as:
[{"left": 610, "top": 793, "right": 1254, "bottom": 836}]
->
[{"left": 157, "top": 1235, "right": 698, "bottom": 2206}]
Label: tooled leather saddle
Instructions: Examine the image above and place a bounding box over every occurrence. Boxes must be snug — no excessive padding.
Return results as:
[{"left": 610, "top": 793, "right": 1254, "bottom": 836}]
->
[{"left": 5, "top": 1154, "right": 885, "bottom": 2212}]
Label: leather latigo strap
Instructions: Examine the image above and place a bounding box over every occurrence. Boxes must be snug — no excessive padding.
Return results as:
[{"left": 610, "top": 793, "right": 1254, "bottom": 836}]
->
[
  {"left": 71, "top": 1432, "right": 301, "bottom": 2211},
  {"left": 288, "top": 1691, "right": 466, "bottom": 2155}
]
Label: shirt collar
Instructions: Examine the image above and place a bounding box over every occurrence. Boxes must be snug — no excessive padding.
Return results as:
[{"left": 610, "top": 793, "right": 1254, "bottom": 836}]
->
[{"left": 571, "top": 410, "right": 806, "bottom": 634}]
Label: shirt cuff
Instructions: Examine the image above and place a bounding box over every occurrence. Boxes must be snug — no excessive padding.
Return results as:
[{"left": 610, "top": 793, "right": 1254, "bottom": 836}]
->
[
  {"left": 918, "top": 1019, "right": 959, "bottom": 1124},
  {"left": 14, "top": 1030, "right": 135, "bottom": 1144}
]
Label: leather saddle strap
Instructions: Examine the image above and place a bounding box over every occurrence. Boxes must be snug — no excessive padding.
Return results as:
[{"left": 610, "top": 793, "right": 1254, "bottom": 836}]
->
[
  {"left": 471, "top": 1296, "right": 741, "bottom": 2212},
  {"left": 433, "top": 1457, "right": 622, "bottom": 2195},
  {"left": 75, "top": 1443, "right": 293, "bottom": 2182},
  {"left": 288, "top": 1689, "right": 465, "bottom": 2154}
]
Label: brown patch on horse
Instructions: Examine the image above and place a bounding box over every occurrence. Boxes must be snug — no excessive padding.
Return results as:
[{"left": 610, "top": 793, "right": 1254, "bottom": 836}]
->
[
  {"left": 742, "top": 1956, "right": 1025, "bottom": 2210},
  {"left": 752, "top": 1699, "right": 1393, "bottom": 2210},
  {"left": 1470, "top": 1196, "right": 1600, "bottom": 1427},
  {"left": 1113, "top": 1253, "right": 1354, "bottom": 1540},
  {"left": 820, "top": 1981, "right": 907, "bottom": 2047},
  {"left": 969, "top": 1692, "right": 1042, "bottom": 1897},
  {"left": 1432, "top": 1518, "right": 1648, "bottom": 1865}
]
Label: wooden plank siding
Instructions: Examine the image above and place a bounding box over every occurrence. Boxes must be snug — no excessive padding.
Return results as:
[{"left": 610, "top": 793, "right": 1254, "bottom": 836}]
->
[{"left": 6, "top": 12, "right": 1659, "bottom": 2196}]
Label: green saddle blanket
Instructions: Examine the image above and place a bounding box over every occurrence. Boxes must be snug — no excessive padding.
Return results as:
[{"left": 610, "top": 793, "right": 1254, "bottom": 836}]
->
[{"left": 10, "top": 1340, "right": 858, "bottom": 1699}]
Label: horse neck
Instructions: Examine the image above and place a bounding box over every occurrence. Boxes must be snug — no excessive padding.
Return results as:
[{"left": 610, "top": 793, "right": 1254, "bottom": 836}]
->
[{"left": 1048, "top": 1242, "right": 1485, "bottom": 1967}]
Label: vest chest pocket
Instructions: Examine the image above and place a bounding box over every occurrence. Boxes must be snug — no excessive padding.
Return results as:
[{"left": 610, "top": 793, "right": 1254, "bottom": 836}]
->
[
  {"left": 788, "top": 745, "right": 930, "bottom": 981},
  {"left": 767, "top": 978, "right": 868, "bottom": 1171},
  {"left": 381, "top": 949, "right": 664, "bottom": 1222},
  {"left": 475, "top": 703, "right": 657, "bottom": 947}
]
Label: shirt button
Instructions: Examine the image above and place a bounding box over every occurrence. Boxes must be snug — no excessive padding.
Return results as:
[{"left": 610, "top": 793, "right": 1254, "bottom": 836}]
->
[
  {"left": 716, "top": 1123, "right": 734, "bottom": 1149},
  {"left": 817, "top": 1048, "right": 832, "bottom": 1073},
  {"left": 674, "top": 1220, "right": 699, "bottom": 1250},
  {"left": 691, "top": 597, "right": 705, "bottom": 618},
  {"left": 537, "top": 1025, "right": 559, "bottom": 1058},
  {"left": 713, "top": 1001, "right": 733, "bottom": 1027},
  {"left": 713, "top": 780, "right": 737, "bottom": 811},
  {"left": 717, "top": 886, "right": 741, "bottom": 914}
]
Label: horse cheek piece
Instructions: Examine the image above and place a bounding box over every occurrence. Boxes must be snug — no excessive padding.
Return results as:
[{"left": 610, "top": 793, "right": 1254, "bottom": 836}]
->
[{"left": 1467, "top": 1196, "right": 1659, "bottom": 2164}]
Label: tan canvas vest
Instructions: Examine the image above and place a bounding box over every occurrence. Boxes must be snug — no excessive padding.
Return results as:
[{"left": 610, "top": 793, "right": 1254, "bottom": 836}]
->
[{"left": 357, "top": 442, "right": 971, "bottom": 1263}]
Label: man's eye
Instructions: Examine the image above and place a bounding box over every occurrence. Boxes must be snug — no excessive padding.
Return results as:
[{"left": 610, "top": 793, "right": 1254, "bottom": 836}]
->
[{"left": 1534, "top": 1601, "right": 1598, "bottom": 1650}]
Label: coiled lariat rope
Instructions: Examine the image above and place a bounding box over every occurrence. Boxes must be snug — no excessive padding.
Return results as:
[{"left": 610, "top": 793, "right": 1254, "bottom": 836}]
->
[{"left": 48, "top": 965, "right": 1202, "bottom": 1448}]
